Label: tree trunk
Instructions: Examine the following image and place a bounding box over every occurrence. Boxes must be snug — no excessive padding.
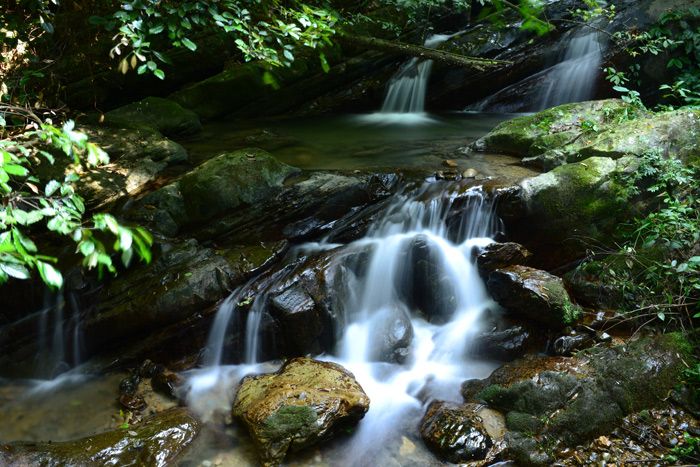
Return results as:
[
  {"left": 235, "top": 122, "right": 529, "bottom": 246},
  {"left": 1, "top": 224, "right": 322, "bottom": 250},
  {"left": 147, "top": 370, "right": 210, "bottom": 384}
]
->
[{"left": 339, "top": 34, "right": 511, "bottom": 71}]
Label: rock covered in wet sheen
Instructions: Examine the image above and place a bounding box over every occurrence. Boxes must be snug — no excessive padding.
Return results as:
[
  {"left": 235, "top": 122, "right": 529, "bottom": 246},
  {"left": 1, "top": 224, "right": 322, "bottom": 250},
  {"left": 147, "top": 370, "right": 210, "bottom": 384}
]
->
[
  {"left": 420, "top": 401, "right": 494, "bottom": 463},
  {"left": 232, "top": 357, "right": 370, "bottom": 466},
  {"left": 0, "top": 407, "right": 199, "bottom": 466},
  {"left": 487, "top": 265, "right": 581, "bottom": 328},
  {"left": 476, "top": 242, "right": 532, "bottom": 279}
]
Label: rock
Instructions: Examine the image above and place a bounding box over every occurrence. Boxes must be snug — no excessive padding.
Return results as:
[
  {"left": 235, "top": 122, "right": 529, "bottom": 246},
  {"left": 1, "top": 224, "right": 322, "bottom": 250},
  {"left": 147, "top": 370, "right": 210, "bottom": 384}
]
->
[
  {"left": 366, "top": 304, "right": 414, "bottom": 363},
  {"left": 472, "top": 100, "right": 636, "bottom": 162},
  {"left": 552, "top": 332, "right": 595, "bottom": 356},
  {"left": 104, "top": 96, "right": 202, "bottom": 137},
  {"left": 420, "top": 401, "right": 494, "bottom": 463},
  {"left": 487, "top": 265, "right": 581, "bottom": 328},
  {"left": 0, "top": 407, "right": 200, "bottom": 466},
  {"left": 497, "top": 156, "right": 635, "bottom": 269},
  {"left": 169, "top": 63, "right": 270, "bottom": 120},
  {"left": 462, "top": 168, "right": 479, "bottom": 178},
  {"left": 471, "top": 325, "right": 531, "bottom": 361},
  {"left": 152, "top": 368, "right": 185, "bottom": 399},
  {"left": 443, "top": 159, "right": 458, "bottom": 168},
  {"left": 232, "top": 358, "right": 369, "bottom": 466},
  {"left": 178, "top": 148, "right": 299, "bottom": 225},
  {"left": 269, "top": 285, "right": 324, "bottom": 357},
  {"left": 471, "top": 335, "right": 689, "bottom": 449},
  {"left": 129, "top": 148, "right": 298, "bottom": 235},
  {"left": 503, "top": 432, "right": 552, "bottom": 466},
  {"left": 474, "top": 101, "right": 700, "bottom": 171},
  {"left": 564, "top": 264, "right": 626, "bottom": 310},
  {"left": 476, "top": 242, "right": 532, "bottom": 278}
]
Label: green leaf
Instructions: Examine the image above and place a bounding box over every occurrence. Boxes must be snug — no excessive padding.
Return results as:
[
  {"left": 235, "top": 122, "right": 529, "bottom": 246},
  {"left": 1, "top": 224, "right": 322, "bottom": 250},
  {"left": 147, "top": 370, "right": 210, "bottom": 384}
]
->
[
  {"left": 154, "top": 69, "right": 165, "bottom": 80},
  {"left": 0, "top": 263, "right": 31, "bottom": 279},
  {"left": 4, "top": 164, "right": 28, "bottom": 176},
  {"left": 319, "top": 52, "right": 330, "bottom": 73},
  {"left": 37, "top": 261, "right": 63, "bottom": 289},
  {"left": 181, "top": 37, "right": 197, "bottom": 51},
  {"left": 45, "top": 180, "right": 61, "bottom": 196}
]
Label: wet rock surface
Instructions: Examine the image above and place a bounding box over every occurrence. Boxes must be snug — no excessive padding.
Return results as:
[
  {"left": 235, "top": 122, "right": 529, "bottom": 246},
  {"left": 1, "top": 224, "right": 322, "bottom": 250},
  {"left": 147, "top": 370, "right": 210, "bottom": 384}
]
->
[
  {"left": 471, "top": 325, "right": 532, "bottom": 361},
  {"left": 476, "top": 242, "right": 532, "bottom": 279},
  {"left": 420, "top": 401, "right": 495, "bottom": 463},
  {"left": 462, "top": 334, "right": 690, "bottom": 463},
  {"left": 104, "top": 96, "right": 203, "bottom": 137},
  {"left": 0, "top": 407, "right": 200, "bottom": 467},
  {"left": 232, "top": 357, "right": 370, "bottom": 466},
  {"left": 487, "top": 265, "right": 581, "bottom": 328}
]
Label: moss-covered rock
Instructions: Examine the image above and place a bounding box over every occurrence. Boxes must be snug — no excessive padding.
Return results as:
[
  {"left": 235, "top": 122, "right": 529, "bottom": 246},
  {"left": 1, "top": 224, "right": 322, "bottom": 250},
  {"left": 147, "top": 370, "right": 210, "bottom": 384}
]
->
[
  {"left": 486, "top": 265, "right": 582, "bottom": 328},
  {"left": 131, "top": 148, "right": 299, "bottom": 234},
  {"left": 0, "top": 407, "right": 199, "bottom": 466},
  {"left": 498, "top": 156, "right": 636, "bottom": 268},
  {"left": 232, "top": 357, "right": 369, "bottom": 466},
  {"left": 472, "top": 99, "right": 636, "bottom": 163},
  {"left": 104, "top": 96, "right": 202, "bottom": 137},
  {"left": 474, "top": 101, "right": 700, "bottom": 171},
  {"left": 467, "top": 335, "right": 689, "bottom": 459}
]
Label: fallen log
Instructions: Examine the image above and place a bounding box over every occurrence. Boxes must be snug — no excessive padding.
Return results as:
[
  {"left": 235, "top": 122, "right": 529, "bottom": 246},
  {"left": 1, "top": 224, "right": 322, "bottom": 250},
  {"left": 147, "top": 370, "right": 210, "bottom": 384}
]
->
[{"left": 339, "top": 34, "right": 512, "bottom": 71}]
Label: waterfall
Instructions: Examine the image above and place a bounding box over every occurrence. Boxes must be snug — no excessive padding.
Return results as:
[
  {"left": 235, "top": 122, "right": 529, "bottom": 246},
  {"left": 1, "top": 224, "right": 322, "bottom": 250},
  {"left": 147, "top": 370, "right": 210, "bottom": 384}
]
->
[
  {"left": 537, "top": 30, "right": 604, "bottom": 109},
  {"left": 360, "top": 33, "right": 457, "bottom": 123},
  {"left": 467, "top": 28, "right": 605, "bottom": 112},
  {"left": 185, "top": 183, "right": 502, "bottom": 458},
  {"left": 35, "top": 290, "right": 84, "bottom": 379}
]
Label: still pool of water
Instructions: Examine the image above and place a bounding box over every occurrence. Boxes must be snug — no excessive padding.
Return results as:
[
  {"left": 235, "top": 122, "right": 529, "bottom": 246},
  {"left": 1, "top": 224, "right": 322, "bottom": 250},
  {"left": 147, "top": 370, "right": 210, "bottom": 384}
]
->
[{"left": 182, "top": 112, "right": 532, "bottom": 176}]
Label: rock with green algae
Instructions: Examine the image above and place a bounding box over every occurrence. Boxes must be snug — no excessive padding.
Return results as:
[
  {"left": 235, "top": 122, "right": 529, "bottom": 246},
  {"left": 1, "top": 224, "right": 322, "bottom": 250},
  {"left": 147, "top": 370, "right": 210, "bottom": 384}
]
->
[
  {"left": 472, "top": 99, "right": 636, "bottom": 161},
  {"left": 129, "top": 148, "right": 299, "bottom": 234},
  {"left": 462, "top": 334, "right": 690, "bottom": 464},
  {"left": 232, "top": 357, "right": 370, "bottom": 467},
  {"left": 487, "top": 265, "right": 582, "bottom": 328},
  {"left": 104, "top": 96, "right": 202, "bottom": 137},
  {"left": 497, "top": 156, "right": 636, "bottom": 268},
  {"left": 474, "top": 100, "right": 700, "bottom": 171},
  {"left": 0, "top": 407, "right": 200, "bottom": 467}
]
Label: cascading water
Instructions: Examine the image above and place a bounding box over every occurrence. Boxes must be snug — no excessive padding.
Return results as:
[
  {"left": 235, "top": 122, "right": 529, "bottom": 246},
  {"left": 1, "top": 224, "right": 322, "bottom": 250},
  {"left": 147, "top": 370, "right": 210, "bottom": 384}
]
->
[
  {"left": 468, "top": 28, "right": 605, "bottom": 112},
  {"left": 185, "top": 182, "right": 503, "bottom": 463},
  {"left": 359, "top": 33, "right": 458, "bottom": 124},
  {"left": 35, "top": 290, "right": 84, "bottom": 380},
  {"left": 537, "top": 30, "right": 604, "bottom": 109}
]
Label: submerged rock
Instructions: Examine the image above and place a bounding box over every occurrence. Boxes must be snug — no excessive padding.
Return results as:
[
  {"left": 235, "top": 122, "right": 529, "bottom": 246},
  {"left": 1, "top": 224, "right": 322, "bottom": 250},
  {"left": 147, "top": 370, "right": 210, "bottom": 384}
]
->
[
  {"left": 104, "top": 96, "right": 202, "bottom": 137},
  {"left": 232, "top": 358, "right": 369, "bottom": 466},
  {"left": 420, "top": 401, "right": 495, "bottom": 463},
  {"left": 0, "top": 407, "right": 200, "bottom": 466},
  {"left": 487, "top": 265, "right": 581, "bottom": 328}
]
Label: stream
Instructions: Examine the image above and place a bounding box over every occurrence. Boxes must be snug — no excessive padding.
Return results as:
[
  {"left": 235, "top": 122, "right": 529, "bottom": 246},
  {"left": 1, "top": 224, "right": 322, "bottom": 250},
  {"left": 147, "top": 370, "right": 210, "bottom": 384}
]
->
[{"left": 0, "top": 110, "right": 536, "bottom": 466}]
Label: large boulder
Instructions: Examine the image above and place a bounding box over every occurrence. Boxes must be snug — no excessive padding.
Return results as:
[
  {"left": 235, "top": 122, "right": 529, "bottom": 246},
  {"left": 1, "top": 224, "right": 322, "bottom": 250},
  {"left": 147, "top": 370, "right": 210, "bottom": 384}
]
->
[
  {"left": 463, "top": 334, "right": 690, "bottom": 461},
  {"left": 472, "top": 99, "right": 636, "bottom": 163},
  {"left": 487, "top": 265, "right": 581, "bottom": 328},
  {"left": 420, "top": 401, "right": 497, "bottom": 463},
  {"left": 104, "top": 96, "right": 202, "bottom": 137},
  {"left": 497, "top": 156, "right": 635, "bottom": 268},
  {"left": 0, "top": 407, "right": 199, "bottom": 466},
  {"left": 474, "top": 102, "right": 700, "bottom": 170},
  {"left": 130, "top": 148, "right": 299, "bottom": 234},
  {"left": 232, "top": 358, "right": 369, "bottom": 466}
]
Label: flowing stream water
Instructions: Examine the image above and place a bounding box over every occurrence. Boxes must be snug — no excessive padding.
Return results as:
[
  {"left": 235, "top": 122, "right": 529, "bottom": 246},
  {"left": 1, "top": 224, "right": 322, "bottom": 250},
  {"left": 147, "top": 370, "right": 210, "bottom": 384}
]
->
[
  {"left": 185, "top": 181, "right": 503, "bottom": 465},
  {"left": 469, "top": 28, "right": 605, "bottom": 112}
]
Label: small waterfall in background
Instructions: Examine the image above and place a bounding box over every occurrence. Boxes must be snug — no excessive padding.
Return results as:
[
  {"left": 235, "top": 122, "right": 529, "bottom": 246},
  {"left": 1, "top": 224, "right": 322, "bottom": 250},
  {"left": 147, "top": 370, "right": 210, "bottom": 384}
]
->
[
  {"left": 35, "top": 290, "right": 84, "bottom": 380},
  {"left": 468, "top": 28, "right": 605, "bottom": 112},
  {"left": 359, "top": 32, "right": 458, "bottom": 124},
  {"left": 537, "top": 30, "right": 604, "bottom": 109},
  {"left": 185, "top": 183, "right": 502, "bottom": 461}
]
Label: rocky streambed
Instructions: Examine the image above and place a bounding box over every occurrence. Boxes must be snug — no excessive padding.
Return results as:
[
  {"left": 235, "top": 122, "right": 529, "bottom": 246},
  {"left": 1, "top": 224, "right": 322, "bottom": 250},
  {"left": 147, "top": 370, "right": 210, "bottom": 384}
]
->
[{"left": 0, "top": 99, "right": 699, "bottom": 466}]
